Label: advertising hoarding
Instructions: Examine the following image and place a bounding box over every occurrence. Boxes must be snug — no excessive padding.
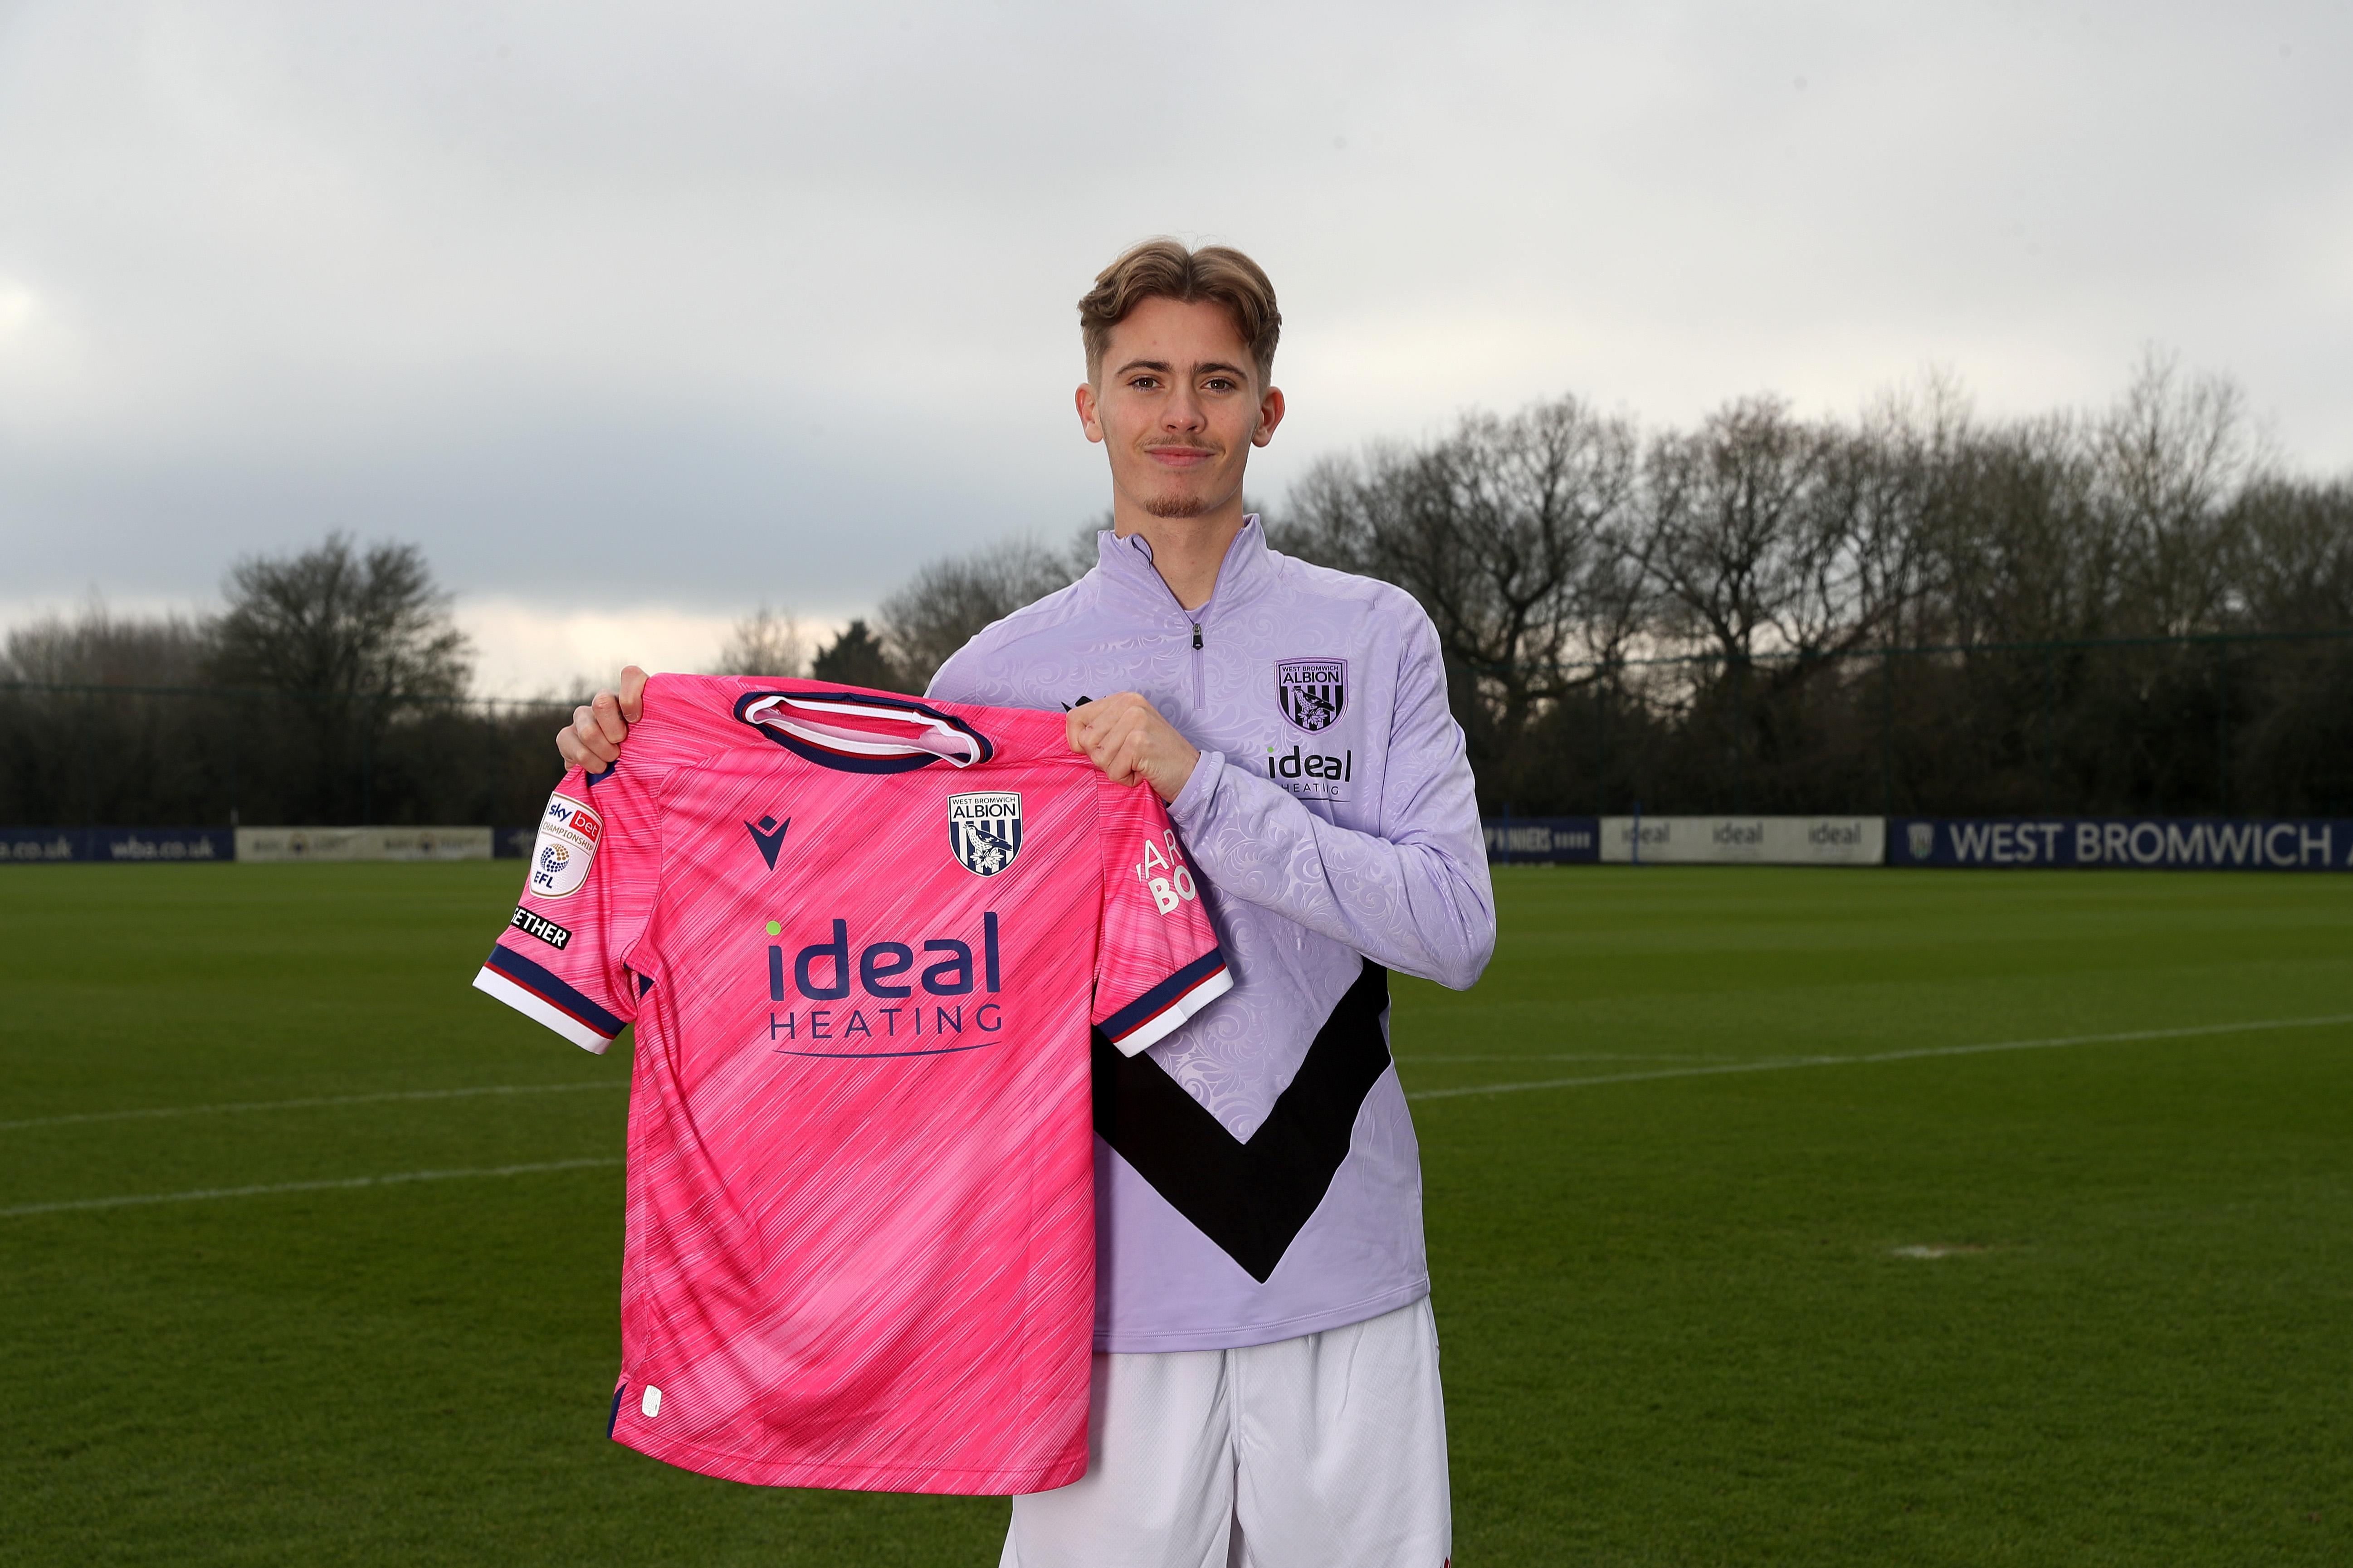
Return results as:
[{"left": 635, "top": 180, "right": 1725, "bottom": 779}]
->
[
  {"left": 1482, "top": 818, "right": 1601, "bottom": 863},
  {"left": 1599, "top": 816, "right": 1885, "bottom": 866},
  {"left": 1891, "top": 818, "right": 2353, "bottom": 871},
  {"left": 234, "top": 826, "right": 493, "bottom": 862},
  {"left": 0, "top": 828, "right": 236, "bottom": 863}
]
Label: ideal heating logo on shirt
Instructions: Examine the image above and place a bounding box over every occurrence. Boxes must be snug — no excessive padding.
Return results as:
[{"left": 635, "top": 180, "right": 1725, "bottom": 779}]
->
[{"left": 762, "top": 911, "right": 1005, "bottom": 1052}]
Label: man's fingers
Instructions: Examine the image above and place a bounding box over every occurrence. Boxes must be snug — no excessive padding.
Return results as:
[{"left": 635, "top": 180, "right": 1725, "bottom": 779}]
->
[
  {"left": 555, "top": 667, "right": 644, "bottom": 774},
  {"left": 561, "top": 702, "right": 621, "bottom": 770},
  {"left": 559, "top": 713, "right": 608, "bottom": 775},
  {"left": 591, "top": 690, "right": 630, "bottom": 745}
]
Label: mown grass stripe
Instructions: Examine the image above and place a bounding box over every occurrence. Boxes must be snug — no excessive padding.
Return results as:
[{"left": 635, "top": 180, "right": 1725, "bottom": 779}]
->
[
  {"left": 0, "top": 1079, "right": 624, "bottom": 1133},
  {"left": 0, "top": 1157, "right": 622, "bottom": 1219},
  {"left": 1406, "top": 1012, "right": 2353, "bottom": 1101}
]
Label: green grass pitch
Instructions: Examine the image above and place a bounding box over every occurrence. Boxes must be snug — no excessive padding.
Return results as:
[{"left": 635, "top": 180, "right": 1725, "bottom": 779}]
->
[{"left": 4, "top": 861, "right": 2349, "bottom": 1565}]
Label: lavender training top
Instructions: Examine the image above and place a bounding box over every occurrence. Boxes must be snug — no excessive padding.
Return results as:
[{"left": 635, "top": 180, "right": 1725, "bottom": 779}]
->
[{"left": 929, "top": 517, "right": 1495, "bottom": 1353}]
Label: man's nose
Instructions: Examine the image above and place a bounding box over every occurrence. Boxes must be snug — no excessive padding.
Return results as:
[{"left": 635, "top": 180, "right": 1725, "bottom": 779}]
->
[{"left": 1162, "top": 387, "right": 1207, "bottom": 431}]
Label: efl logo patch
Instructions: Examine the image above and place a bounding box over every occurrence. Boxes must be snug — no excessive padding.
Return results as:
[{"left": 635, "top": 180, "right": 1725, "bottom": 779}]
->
[
  {"left": 948, "top": 791, "right": 1022, "bottom": 877},
  {"left": 1276, "top": 658, "right": 1347, "bottom": 733},
  {"left": 529, "top": 792, "right": 601, "bottom": 898},
  {"left": 510, "top": 905, "right": 574, "bottom": 950}
]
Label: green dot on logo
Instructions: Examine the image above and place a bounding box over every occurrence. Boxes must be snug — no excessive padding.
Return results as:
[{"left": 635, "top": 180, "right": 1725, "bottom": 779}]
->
[{"left": 765, "top": 920, "right": 781, "bottom": 936}]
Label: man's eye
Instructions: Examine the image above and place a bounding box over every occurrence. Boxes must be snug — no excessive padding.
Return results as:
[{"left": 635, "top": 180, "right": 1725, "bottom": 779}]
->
[
  {"left": 1202, "top": 378, "right": 1235, "bottom": 392},
  {"left": 1128, "top": 375, "right": 1160, "bottom": 390}
]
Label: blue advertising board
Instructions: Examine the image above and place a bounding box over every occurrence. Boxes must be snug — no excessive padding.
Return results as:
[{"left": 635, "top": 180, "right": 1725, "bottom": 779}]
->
[
  {"left": 1890, "top": 818, "right": 2353, "bottom": 872},
  {"left": 0, "top": 827, "right": 237, "bottom": 864},
  {"left": 1483, "top": 817, "right": 1601, "bottom": 864}
]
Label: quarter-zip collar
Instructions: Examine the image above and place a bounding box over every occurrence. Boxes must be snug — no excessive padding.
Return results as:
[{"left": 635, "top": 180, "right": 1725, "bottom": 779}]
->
[{"left": 1094, "top": 514, "right": 1280, "bottom": 631}]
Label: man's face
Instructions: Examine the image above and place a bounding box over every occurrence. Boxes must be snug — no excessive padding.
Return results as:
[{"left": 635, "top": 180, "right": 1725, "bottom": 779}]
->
[{"left": 1077, "top": 295, "right": 1283, "bottom": 522}]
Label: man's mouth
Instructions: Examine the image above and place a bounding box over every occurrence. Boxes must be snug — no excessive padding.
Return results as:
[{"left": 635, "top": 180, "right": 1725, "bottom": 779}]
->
[{"left": 1143, "top": 444, "right": 1216, "bottom": 468}]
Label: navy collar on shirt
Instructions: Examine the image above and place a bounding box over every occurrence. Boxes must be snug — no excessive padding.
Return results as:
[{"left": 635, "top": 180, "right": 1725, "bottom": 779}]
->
[{"left": 732, "top": 688, "right": 993, "bottom": 774}]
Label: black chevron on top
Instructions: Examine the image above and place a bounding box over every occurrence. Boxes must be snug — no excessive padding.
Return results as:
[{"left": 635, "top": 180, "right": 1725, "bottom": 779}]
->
[{"left": 1091, "top": 959, "right": 1391, "bottom": 1283}]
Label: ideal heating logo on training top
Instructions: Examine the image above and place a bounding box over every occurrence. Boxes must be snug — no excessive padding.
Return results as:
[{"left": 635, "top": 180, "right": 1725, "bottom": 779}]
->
[
  {"left": 1262, "top": 740, "right": 1353, "bottom": 803},
  {"left": 948, "top": 792, "right": 1021, "bottom": 877}
]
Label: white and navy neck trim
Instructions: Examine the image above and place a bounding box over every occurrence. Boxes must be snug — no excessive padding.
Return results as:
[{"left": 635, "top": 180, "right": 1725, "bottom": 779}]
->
[{"left": 733, "top": 689, "right": 992, "bottom": 774}]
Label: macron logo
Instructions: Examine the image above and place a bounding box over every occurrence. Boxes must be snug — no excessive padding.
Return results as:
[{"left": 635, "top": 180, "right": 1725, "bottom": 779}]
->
[{"left": 746, "top": 813, "right": 791, "bottom": 871}]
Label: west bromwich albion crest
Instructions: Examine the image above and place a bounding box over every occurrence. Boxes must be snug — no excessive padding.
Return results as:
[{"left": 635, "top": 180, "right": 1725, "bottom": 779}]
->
[
  {"left": 1276, "top": 658, "right": 1347, "bottom": 734},
  {"left": 948, "top": 791, "right": 1022, "bottom": 877}
]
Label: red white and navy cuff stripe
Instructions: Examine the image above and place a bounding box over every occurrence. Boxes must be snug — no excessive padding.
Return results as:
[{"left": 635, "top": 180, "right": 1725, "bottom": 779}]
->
[
  {"left": 1100, "top": 950, "right": 1234, "bottom": 1057},
  {"left": 473, "top": 942, "right": 626, "bottom": 1054}
]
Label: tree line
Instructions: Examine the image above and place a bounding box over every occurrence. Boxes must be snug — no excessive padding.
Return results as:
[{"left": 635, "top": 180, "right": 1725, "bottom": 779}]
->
[
  {"left": 6, "top": 354, "right": 2351, "bottom": 827},
  {"left": 869, "top": 355, "right": 2353, "bottom": 818},
  {"left": 0, "top": 538, "right": 536, "bottom": 827}
]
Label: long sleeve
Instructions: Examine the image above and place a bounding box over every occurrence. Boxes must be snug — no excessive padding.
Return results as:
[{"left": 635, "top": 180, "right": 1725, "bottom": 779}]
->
[{"left": 1165, "top": 611, "right": 1495, "bottom": 991}]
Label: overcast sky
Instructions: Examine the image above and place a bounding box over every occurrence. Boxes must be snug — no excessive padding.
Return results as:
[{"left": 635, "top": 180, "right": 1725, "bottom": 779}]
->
[{"left": 2, "top": 1, "right": 2346, "bottom": 694}]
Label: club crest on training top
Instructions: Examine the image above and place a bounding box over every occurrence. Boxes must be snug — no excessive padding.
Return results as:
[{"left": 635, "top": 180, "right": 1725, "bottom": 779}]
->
[
  {"left": 948, "top": 791, "right": 1022, "bottom": 877},
  {"left": 1276, "top": 658, "right": 1347, "bottom": 734}
]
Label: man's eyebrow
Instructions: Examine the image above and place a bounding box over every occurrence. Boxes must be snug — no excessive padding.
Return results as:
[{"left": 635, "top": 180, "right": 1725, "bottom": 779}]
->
[{"left": 1113, "top": 357, "right": 1251, "bottom": 381}]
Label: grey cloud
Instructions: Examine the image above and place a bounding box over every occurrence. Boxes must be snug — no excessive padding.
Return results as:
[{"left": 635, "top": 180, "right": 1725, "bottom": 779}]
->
[{"left": 1, "top": 0, "right": 2347, "bottom": 617}]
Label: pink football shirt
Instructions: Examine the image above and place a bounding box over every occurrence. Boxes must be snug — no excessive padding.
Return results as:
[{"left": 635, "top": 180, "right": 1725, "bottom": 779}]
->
[{"left": 471, "top": 677, "right": 1230, "bottom": 1494}]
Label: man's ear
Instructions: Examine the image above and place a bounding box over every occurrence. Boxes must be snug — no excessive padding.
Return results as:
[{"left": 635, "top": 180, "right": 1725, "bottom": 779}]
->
[
  {"left": 1075, "top": 382, "right": 1106, "bottom": 444},
  {"left": 1251, "top": 385, "right": 1286, "bottom": 448}
]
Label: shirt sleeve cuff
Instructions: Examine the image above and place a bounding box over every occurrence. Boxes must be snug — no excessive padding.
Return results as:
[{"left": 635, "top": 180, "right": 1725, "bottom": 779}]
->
[{"left": 1167, "top": 749, "right": 1225, "bottom": 828}]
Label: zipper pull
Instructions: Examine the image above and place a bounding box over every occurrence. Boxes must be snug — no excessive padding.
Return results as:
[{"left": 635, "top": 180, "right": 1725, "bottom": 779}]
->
[{"left": 1191, "top": 623, "right": 1203, "bottom": 650}]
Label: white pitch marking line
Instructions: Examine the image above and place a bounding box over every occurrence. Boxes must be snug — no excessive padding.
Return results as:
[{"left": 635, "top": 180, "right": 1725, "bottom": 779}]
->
[
  {"left": 1405, "top": 1013, "right": 2353, "bottom": 1102},
  {"left": 1397, "top": 1052, "right": 1740, "bottom": 1064},
  {"left": 0, "top": 1157, "right": 622, "bottom": 1219},
  {"left": 0, "top": 1080, "right": 624, "bottom": 1134}
]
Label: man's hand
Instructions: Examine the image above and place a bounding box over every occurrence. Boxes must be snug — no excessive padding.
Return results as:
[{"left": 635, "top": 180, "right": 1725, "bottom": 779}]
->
[
  {"left": 1067, "top": 692, "right": 1201, "bottom": 804},
  {"left": 558, "top": 665, "right": 647, "bottom": 775}
]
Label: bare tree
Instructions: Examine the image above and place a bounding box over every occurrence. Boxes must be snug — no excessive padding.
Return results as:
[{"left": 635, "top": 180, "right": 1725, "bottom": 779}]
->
[
  {"left": 204, "top": 535, "right": 470, "bottom": 821},
  {"left": 1914, "top": 410, "right": 2107, "bottom": 645},
  {"left": 2228, "top": 476, "right": 2353, "bottom": 631},
  {"left": 709, "top": 606, "right": 806, "bottom": 678},
  {"left": 1283, "top": 394, "right": 1640, "bottom": 741},
  {"left": 2092, "top": 350, "right": 2264, "bottom": 636},
  {"left": 1638, "top": 395, "right": 1873, "bottom": 664},
  {"left": 810, "top": 619, "right": 911, "bottom": 691},
  {"left": 4, "top": 600, "right": 212, "bottom": 687},
  {"left": 879, "top": 536, "right": 1084, "bottom": 691},
  {"left": 209, "top": 535, "right": 470, "bottom": 699}
]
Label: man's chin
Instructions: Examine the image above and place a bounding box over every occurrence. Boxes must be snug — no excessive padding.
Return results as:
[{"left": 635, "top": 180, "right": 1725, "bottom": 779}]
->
[{"left": 1140, "top": 492, "right": 1216, "bottom": 520}]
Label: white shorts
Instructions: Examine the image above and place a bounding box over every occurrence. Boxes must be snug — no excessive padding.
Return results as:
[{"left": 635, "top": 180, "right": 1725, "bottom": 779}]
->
[{"left": 1000, "top": 1296, "right": 1451, "bottom": 1568}]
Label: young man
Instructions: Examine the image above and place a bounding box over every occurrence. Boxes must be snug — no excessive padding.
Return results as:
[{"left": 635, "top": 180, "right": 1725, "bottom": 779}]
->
[{"left": 559, "top": 241, "right": 1494, "bottom": 1567}]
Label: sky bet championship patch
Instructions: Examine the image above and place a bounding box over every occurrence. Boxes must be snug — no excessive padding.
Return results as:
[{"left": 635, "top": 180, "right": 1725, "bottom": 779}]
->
[{"left": 528, "top": 791, "right": 602, "bottom": 899}]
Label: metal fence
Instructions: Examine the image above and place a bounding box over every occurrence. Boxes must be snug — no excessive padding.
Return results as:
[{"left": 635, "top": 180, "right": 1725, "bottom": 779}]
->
[
  {"left": 0, "top": 683, "right": 578, "bottom": 829},
  {"left": 1461, "top": 628, "right": 2353, "bottom": 821},
  {"left": 7, "top": 627, "right": 2353, "bottom": 830}
]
